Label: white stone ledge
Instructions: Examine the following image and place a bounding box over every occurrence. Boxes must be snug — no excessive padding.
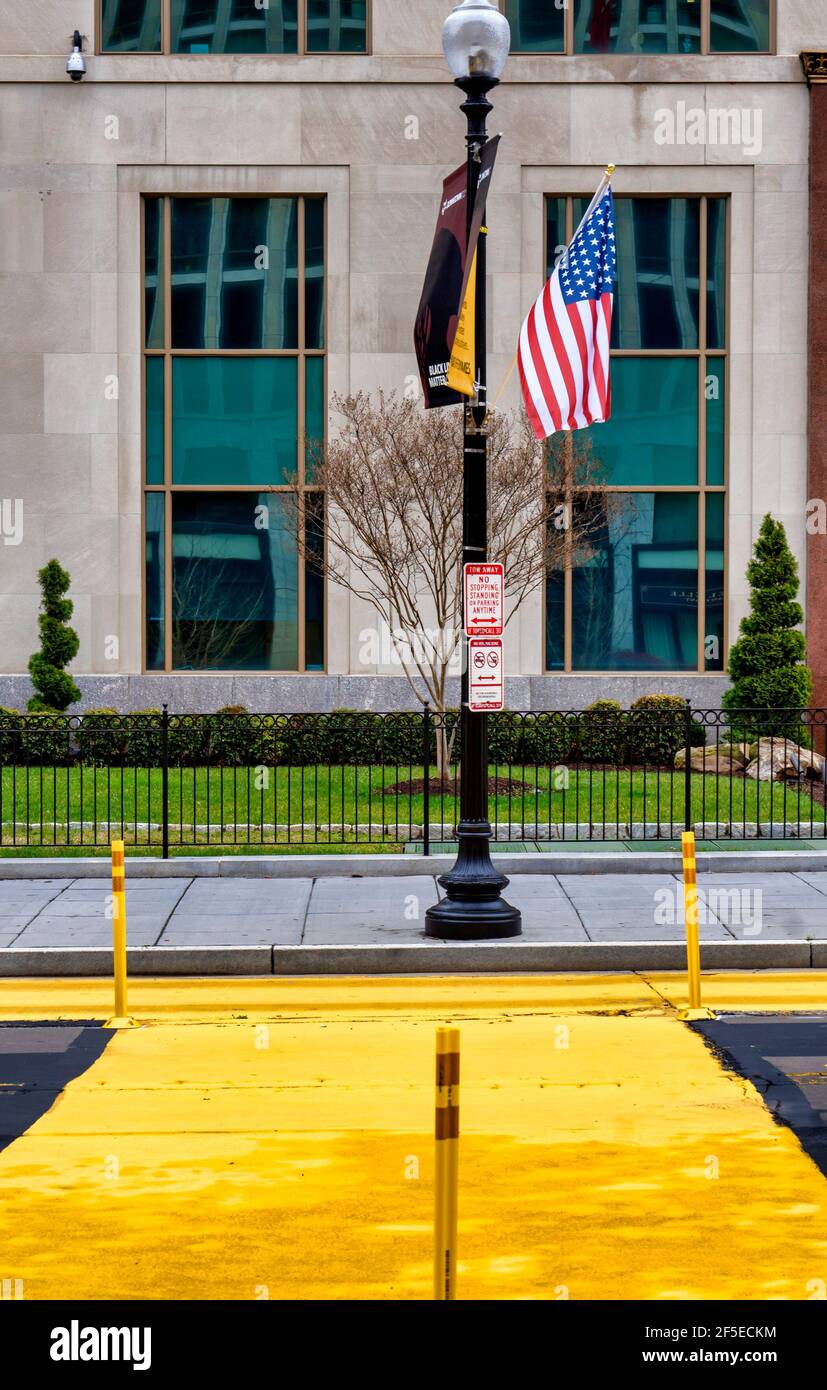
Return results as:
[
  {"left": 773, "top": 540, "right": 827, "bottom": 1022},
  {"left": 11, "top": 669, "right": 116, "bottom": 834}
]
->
[{"left": 0, "top": 54, "right": 803, "bottom": 85}]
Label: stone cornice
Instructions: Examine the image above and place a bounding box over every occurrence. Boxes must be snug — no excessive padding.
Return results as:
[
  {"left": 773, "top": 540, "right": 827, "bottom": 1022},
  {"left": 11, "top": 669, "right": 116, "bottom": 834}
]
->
[
  {"left": 801, "top": 52, "right": 827, "bottom": 86},
  {"left": 0, "top": 52, "right": 805, "bottom": 85}
]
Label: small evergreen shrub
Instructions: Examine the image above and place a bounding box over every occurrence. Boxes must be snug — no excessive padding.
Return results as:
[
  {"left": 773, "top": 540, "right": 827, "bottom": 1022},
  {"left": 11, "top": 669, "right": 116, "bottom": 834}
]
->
[
  {"left": 20, "top": 711, "right": 73, "bottom": 766},
  {"left": 77, "top": 709, "right": 126, "bottom": 767},
  {"left": 579, "top": 700, "right": 628, "bottom": 763},
  {"left": 0, "top": 707, "right": 22, "bottom": 763},
  {"left": 488, "top": 712, "right": 525, "bottom": 766},
  {"left": 167, "top": 714, "right": 210, "bottom": 767},
  {"left": 627, "top": 694, "right": 703, "bottom": 765},
  {"left": 28, "top": 560, "right": 81, "bottom": 712},
  {"left": 208, "top": 706, "right": 263, "bottom": 766},
  {"left": 124, "top": 710, "right": 163, "bottom": 766},
  {"left": 518, "top": 712, "right": 578, "bottom": 766},
  {"left": 723, "top": 514, "right": 812, "bottom": 742}
]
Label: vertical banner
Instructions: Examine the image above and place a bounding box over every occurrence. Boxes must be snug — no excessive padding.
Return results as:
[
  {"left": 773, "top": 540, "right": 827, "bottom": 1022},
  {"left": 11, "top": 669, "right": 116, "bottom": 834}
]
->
[
  {"left": 446, "top": 252, "right": 477, "bottom": 399},
  {"left": 414, "top": 136, "right": 500, "bottom": 409}
]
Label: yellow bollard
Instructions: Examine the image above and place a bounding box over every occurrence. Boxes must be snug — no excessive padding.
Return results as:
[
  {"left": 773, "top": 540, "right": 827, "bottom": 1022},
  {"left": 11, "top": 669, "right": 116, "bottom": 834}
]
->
[
  {"left": 678, "top": 831, "right": 715, "bottom": 1022},
  {"left": 434, "top": 1026, "right": 460, "bottom": 1300},
  {"left": 104, "top": 840, "right": 138, "bottom": 1030}
]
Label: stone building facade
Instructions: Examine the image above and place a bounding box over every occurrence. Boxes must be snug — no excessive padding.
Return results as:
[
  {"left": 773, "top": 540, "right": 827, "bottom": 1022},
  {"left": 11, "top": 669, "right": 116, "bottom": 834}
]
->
[{"left": 0, "top": 1, "right": 824, "bottom": 714}]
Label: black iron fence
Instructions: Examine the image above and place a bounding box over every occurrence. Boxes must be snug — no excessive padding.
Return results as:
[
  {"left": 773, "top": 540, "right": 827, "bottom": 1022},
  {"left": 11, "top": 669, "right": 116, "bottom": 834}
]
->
[{"left": 0, "top": 703, "right": 825, "bottom": 854}]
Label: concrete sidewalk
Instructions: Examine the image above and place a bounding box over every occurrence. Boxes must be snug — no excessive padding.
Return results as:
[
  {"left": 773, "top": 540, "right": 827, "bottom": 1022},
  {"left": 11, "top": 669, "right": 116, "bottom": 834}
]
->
[{"left": 0, "top": 868, "right": 826, "bottom": 974}]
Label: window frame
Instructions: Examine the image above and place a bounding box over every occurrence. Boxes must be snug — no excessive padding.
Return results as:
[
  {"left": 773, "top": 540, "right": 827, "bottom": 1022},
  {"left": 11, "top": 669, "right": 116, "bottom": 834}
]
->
[
  {"left": 502, "top": 0, "right": 775, "bottom": 57},
  {"left": 543, "top": 191, "right": 729, "bottom": 677},
  {"left": 141, "top": 191, "right": 328, "bottom": 675},
  {"left": 97, "top": 0, "right": 372, "bottom": 56}
]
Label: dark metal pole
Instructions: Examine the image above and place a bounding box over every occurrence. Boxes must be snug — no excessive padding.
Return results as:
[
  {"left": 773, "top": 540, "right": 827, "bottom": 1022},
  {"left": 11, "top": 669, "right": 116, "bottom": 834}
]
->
[{"left": 425, "top": 75, "right": 521, "bottom": 940}]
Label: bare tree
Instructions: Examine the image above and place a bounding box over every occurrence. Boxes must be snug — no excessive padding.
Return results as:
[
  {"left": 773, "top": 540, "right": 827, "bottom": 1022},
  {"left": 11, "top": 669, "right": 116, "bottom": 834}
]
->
[{"left": 290, "top": 391, "right": 615, "bottom": 781}]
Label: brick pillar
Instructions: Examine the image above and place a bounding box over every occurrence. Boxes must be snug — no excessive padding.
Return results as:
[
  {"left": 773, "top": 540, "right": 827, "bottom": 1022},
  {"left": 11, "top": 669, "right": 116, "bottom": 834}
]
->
[{"left": 803, "top": 54, "right": 827, "bottom": 723}]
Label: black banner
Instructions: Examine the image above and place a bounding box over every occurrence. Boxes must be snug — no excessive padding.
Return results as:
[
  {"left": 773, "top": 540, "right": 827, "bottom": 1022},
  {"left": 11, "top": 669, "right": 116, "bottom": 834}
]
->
[
  {"left": 2, "top": 1299, "right": 822, "bottom": 1376},
  {"left": 414, "top": 136, "right": 499, "bottom": 409}
]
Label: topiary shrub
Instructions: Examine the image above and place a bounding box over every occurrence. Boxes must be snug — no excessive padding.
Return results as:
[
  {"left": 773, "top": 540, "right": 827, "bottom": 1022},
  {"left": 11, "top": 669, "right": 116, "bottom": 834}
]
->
[
  {"left": 77, "top": 709, "right": 127, "bottom": 767},
  {"left": 627, "top": 694, "right": 704, "bottom": 766},
  {"left": 0, "top": 707, "right": 22, "bottom": 763},
  {"left": 28, "top": 560, "right": 81, "bottom": 712},
  {"left": 723, "top": 514, "right": 813, "bottom": 743},
  {"left": 579, "top": 699, "right": 628, "bottom": 763}
]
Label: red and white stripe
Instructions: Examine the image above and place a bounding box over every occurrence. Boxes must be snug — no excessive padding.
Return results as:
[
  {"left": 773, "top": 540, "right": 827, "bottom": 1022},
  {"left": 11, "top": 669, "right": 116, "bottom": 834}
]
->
[{"left": 518, "top": 272, "right": 613, "bottom": 442}]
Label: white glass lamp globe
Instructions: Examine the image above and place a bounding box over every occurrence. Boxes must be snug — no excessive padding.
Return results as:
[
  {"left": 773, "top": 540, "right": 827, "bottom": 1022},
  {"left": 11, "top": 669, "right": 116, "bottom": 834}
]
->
[{"left": 442, "top": 0, "right": 511, "bottom": 82}]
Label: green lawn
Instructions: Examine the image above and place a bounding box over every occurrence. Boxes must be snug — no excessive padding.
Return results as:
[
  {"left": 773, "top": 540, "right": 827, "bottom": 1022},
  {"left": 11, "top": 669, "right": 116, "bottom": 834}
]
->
[{"left": 0, "top": 763, "right": 823, "bottom": 849}]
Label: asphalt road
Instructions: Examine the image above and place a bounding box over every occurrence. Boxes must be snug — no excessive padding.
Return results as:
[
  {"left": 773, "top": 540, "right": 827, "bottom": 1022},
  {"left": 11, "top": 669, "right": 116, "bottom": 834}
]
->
[
  {"left": 0, "top": 1023, "right": 111, "bottom": 1153},
  {"left": 695, "top": 1014, "right": 827, "bottom": 1178}
]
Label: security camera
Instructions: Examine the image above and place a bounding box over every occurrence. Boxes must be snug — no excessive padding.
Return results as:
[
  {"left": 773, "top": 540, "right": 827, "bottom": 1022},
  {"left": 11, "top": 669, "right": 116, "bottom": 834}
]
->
[{"left": 67, "top": 30, "right": 86, "bottom": 81}]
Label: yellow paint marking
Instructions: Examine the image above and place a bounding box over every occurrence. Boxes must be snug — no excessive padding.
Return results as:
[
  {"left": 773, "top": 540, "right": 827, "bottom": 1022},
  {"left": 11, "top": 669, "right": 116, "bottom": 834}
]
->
[
  {"left": 0, "top": 975, "right": 826, "bottom": 1300},
  {"left": 0, "top": 972, "right": 825, "bottom": 1024}
]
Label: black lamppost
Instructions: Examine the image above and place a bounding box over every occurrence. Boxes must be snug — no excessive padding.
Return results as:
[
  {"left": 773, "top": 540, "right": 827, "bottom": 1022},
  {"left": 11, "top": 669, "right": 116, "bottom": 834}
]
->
[{"left": 425, "top": 0, "right": 521, "bottom": 941}]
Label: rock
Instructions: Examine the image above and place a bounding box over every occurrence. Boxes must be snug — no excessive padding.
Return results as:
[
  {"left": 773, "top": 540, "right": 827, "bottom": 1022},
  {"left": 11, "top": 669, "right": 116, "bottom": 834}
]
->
[
  {"left": 744, "top": 739, "right": 825, "bottom": 782},
  {"left": 674, "top": 745, "right": 747, "bottom": 775}
]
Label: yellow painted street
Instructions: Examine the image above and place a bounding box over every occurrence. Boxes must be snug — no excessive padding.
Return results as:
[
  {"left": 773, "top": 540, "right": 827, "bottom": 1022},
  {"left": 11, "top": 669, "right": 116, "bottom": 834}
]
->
[{"left": 1, "top": 974, "right": 827, "bottom": 1301}]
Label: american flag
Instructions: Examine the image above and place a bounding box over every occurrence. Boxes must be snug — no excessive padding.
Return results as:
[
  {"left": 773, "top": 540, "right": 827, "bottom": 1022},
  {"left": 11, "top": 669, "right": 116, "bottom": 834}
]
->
[{"left": 518, "top": 184, "right": 616, "bottom": 441}]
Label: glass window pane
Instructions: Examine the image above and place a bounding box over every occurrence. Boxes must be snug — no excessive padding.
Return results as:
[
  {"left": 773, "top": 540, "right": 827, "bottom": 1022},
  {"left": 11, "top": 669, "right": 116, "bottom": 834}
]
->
[
  {"left": 601, "top": 197, "right": 700, "bottom": 350},
  {"left": 305, "top": 357, "right": 325, "bottom": 478},
  {"left": 574, "top": 0, "right": 701, "bottom": 54},
  {"left": 705, "top": 494, "right": 725, "bottom": 671},
  {"left": 306, "top": 0, "right": 367, "bottom": 52},
  {"left": 172, "top": 493, "right": 299, "bottom": 670},
  {"left": 172, "top": 357, "right": 298, "bottom": 485},
  {"left": 304, "top": 198, "right": 325, "bottom": 349},
  {"left": 304, "top": 493, "right": 325, "bottom": 670},
  {"left": 707, "top": 197, "right": 727, "bottom": 350},
  {"left": 705, "top": 361, "right": 725, "bottom": 485},
  {"left": 145, "top": 357, "right": 165, "bottom": 484},
  {"left": 574, "top": 357, "right": 698, "bottom": 486},
  {"left": 101, "top": 0, "right": 162, "bottom": 52},
  {"left": 171, "top": 0, "right": 299, "bottom": 53},
  {"left": 545, "top": 197, "right": 567, "bottom": 278},
  {"left": 171, "top": 197, "right": 298, "bottom": 349},
  {"left": 545, "top": 494, "right": 566, "bottom": 670},
  {"left": 711, "top": 0, "right": 770, "bottom": 53},
  {"left": 144, "top": 197, "right": 164, "bottom": 349},
  {"left": 569, "top": 492, "right": 699, "bottom": 671},
  {"left": 145, "top": 494, "right": 165, "bottom": 670},
  {"left": 507, "top": 0, "right": 565, "bottom": 52}
]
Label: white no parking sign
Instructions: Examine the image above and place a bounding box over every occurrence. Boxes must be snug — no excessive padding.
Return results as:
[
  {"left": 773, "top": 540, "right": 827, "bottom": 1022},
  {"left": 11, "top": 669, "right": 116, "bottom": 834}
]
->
[{"left": 468, "top": 637, "right": 504, "bottom": 712}]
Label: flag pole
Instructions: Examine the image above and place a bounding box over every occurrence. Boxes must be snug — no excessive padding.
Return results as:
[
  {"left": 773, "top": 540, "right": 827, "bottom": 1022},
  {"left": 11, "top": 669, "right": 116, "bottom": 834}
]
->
[{"left": 564, "top": 163, "right": 616, "bottom": 267}]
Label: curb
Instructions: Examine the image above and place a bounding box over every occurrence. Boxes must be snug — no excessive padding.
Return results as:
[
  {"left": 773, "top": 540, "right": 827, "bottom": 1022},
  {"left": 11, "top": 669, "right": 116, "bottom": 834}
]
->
[
  {"left": 0, "top": 940, "right": 819, "bottom": 976},
  {"left": 3, "top": 850, "right": 827, "bottom": 878}
]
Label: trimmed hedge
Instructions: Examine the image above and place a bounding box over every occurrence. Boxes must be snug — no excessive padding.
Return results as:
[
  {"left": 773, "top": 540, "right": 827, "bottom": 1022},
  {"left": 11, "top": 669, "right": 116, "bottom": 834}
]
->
[
  {"left": 77, "top": 708, "right": 127, "bottom": 767},
  {"left": 0, "top": 699, "right": 709, "bottom": 770},
  {"left": 20, "top": 711, "right": 73, "bottom": 766}
]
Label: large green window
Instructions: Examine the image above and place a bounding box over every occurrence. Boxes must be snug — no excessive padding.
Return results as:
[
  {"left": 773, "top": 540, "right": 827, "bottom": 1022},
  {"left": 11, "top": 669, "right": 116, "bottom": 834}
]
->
[
  {"left": 100, "top": 0, "right": 367, "bottom": 52},
  {"left": 506, "top": 1, "right": 772, "bottom": 55},
  {"left": 143, "top": 195, "right": 325, "bottom": 672},
  {"left": 545, "top": 195, "right": 727, "bottom": 674},
  {"left": 100, "top": 0, "right": 163, "bottom": 51}
]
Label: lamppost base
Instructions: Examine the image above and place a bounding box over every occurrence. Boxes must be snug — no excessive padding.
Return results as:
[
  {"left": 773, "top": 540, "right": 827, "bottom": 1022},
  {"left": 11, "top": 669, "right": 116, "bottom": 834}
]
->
[{"left": 424, "top": 821, "right": 522, "bottom": 940}]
